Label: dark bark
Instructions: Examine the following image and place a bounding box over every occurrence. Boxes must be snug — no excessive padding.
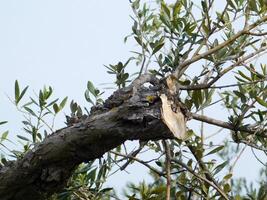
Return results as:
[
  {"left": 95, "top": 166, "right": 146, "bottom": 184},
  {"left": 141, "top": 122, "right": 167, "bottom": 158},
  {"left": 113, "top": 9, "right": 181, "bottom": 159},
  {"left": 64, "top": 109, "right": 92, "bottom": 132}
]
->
[{"left": 0, "top": 75, "right": 173, "bottom": 200}]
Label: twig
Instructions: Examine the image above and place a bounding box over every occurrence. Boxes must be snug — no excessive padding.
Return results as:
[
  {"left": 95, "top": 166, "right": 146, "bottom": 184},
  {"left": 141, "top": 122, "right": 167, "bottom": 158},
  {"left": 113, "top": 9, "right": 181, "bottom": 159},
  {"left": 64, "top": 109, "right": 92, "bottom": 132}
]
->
[
  {"left": 182, "top": 78, "right": 266, "bottom": 90},
  {"left": 251, "top": 148, "right": 267, "bottom": 167},
  {"left": 239, "top": 140, "right": 267, "bottom": 151},
  {"left": 110, "top": 150, "right": 164, "bottom": 176},
  {"left": 205, "top": 128, "right": 224, "bottom": 139},
  {"left": 131, "top": 6, "right": 147, "bottom": 76},
  {"left": 190, "top": 112, "right": 267, "bottom": 137},
  {"left": 248, "top": 31, "right": 267, "bottom": 36},
  {"left": 120, "top": 141, "right": 147, "bottom": 170},
  {"left": 229, "top": 145, "right": 247, "bottom": 173},
  {"left": 162, "top": 140, "right": 171, "bottom": 200}
]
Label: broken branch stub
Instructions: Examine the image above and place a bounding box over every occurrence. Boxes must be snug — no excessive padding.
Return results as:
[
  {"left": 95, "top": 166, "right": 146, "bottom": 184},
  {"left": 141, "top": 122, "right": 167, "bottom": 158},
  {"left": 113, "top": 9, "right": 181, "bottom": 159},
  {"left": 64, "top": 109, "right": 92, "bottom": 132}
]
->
[
  {"left": 160, "top": 76, "right": 187, "bottom": 140},
  {"left": 160, "top": 94, "right": 187, "bottom": 140}
]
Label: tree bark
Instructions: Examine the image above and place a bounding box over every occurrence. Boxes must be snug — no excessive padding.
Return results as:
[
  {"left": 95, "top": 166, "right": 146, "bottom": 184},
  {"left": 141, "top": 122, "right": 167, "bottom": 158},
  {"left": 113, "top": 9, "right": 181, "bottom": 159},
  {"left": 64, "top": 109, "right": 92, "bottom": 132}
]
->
[{"left": 0, "top": 75, "right": 173, "bottom": 200}]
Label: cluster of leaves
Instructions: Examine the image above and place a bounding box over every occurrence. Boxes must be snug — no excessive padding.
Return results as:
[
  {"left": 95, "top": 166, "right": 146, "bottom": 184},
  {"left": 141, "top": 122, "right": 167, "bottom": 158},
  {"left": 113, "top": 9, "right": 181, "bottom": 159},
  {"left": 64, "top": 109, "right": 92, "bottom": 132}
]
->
[
  {"left": 1, "top": 0, "right": 267, "bottom": 199},
  {"left": 85, "top": 81, "right": 104, "bottom": 105},
  {"left": 105, "top": 59, "right": 131, "bottom": 89},
  {"left": 51, "top": 159, "right": 115, "bottom": 200},
  {"left": 3, "top": 81, "right": 68, "bottom": 159},
  {"left": 123, "top": 136, "right": 267, "bottom": 199},
  {"left": 52, "top": 0, "right": 267, "bottom": 199},
  {"left": 126, "top": 0, "right": 201, "bottom": 76},
  {"left": 223, "top": 64, "right": 267, "bottom": 146}
]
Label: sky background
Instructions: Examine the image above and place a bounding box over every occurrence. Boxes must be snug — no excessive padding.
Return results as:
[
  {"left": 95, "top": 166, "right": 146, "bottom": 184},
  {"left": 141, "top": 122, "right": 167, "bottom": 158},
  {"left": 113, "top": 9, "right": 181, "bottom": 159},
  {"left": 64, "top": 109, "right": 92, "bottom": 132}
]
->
[{"left": 0, "top": 0, "right": 266, "bottom": 197}]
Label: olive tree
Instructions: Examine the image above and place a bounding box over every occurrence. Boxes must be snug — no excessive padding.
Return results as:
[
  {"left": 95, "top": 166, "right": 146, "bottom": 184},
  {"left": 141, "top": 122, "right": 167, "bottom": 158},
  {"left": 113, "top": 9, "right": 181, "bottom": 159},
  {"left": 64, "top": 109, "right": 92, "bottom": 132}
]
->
[{"left": 0, "top": 0, "right": 267, "bottom": 199}]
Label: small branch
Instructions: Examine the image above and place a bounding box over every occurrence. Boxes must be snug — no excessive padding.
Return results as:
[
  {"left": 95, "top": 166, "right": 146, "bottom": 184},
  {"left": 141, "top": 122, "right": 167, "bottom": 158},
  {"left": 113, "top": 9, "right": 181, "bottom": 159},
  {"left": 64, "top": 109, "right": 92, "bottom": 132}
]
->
[
  {"left": 110, "top": 150, "right": 164, "bottom": 177},
  {"left": 162, "top": 140, "right": 171, "bottom": 200},
  {"left": 191, "top": 113, "right": 234, "bottom": 130},
  {"left": 181, "top": 78, "right": 266, "bottom": 90},
  {"left": 248, "top": 31, "right": 267, "bottom": 36},
  {"left": 251, "top": 148, "right": 267, "bottom": 167},
  {"left": 120, "top": 141, "right": 147, "bottom": 170},
  {"left": 131, "top": 7, "right": 147, "bottom": 76},
  {"left": 239, "top": 140, "right": 267, "bottom": 151},
  {"left": 229, "top": 145, "right": 247, "bottom": 173},
  {"left": 191, "top": 112, "right": 267, "bottom": 136}
]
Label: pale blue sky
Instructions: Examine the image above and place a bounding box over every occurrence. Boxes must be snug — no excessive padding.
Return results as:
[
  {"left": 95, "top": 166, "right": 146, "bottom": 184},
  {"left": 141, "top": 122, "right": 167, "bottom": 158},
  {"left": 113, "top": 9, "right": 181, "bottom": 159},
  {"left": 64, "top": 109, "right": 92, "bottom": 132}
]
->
[
  {"left": 0, "top": 0, "right": 265, "bottom": 196},
  {"left": 0, "top": 0, "right": 152, "bottom": 194}
]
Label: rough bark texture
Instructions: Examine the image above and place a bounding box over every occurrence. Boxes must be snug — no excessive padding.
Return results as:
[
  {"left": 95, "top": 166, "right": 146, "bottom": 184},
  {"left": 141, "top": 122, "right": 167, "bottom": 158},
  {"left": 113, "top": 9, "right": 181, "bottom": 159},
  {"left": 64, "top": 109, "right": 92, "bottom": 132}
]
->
[{"left": 0, "top": 75, "right": 173, "bottom": 200}]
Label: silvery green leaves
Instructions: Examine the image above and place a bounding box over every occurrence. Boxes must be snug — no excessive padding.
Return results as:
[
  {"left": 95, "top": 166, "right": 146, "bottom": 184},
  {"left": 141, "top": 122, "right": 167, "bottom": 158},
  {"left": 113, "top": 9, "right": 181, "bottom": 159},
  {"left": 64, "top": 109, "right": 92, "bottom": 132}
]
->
[
  {"left": 129, "top": 0, "right": 212, "bottom": 77},
  {"left": 222, "top": 64, "right": 267, "bottom": 146},
  {"left": 14, "top": 80, "right": 28, "bottom": 106},
  {"left": 85, "top": 81, "right": 104, "bottom": 105},
  {"left": 57, "top": 160, "right": 114, "bottom": 200},
  {"left": 13, "top": 81, "right": 67, "bottom": 147},
  {"left": 105, "top": 59, "right": 131, "bottom": 89}
]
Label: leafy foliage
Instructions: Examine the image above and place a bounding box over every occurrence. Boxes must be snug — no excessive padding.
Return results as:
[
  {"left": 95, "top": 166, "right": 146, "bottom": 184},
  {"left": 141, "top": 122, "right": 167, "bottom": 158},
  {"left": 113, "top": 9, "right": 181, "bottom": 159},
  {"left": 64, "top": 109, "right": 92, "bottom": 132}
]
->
[{"left": 1, "top": 0, "right": 267, "bottom": 199}]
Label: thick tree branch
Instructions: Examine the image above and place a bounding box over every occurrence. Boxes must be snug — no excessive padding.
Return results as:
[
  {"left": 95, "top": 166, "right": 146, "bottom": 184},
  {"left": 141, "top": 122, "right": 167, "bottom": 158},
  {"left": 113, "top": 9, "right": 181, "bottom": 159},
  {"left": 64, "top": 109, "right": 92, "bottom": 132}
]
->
[
  {"left": 0, "top": 73, "right": 265, "bottom": 200},
  {"left": 0, "top": 77, "right": 172, "bottom": 200}
]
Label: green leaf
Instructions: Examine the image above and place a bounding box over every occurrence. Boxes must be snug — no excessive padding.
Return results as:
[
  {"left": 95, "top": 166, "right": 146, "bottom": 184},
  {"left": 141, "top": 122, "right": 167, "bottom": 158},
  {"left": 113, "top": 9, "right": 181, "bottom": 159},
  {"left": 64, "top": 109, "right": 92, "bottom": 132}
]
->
[
  {"left": 134, "top": 36, "right": 143, "bottom": 46},
  {"left": 248, "top": 0, "right": 258, "bottom": 12},
  {"left": 53, "top": 103, "right": 60, "bottom": 114},
  {"left": 237, "top": 70, "right": 251, "bottom": 81},
  {"left": 24, "top": 107, "right": 37, "bottom": 117},
  {"left": 161, "top": 2, "right": 170, "bottom": 18},
  {"left": 227, "top": 0, "right": 237, "bottom": 10},
  {"left": 256, "top": 97, "right": 267, "bottom": 107},
  {"left": 233, "top": 90, "right": 246, "bottom": 103},
  {"left": 46, "top": 98, "right": 59, "bottom": 108},
  {"left": 99, "top": 187, "right": 113, "bottom": 194},
  {"left": 0, "top": 121, "right": 7, "bottom": 126},
  {"left": 205, "top": 145, "right": 224, "bottom": 156},
  {"left": 85, "top": 90, "right": 95, "bottom": 105},
  {"left": 17, "top": 86, "right": 29, "bottom": 105},
  {"left": 17, "top": 135, "right": 30, "bottom": 142},
  {"left": 192, "top": 90, "right": 202, "bottom": 109},
  {"left": 87, "top": 81, "right": 96, "bottom": 96},
  {"left": 152, "top": 42, "right": 164, "bottom": 55},
  {"left": 1, "top": 131, "right": 8, "bottom": 142},
  {"left": 15, "top": 80, "right": 20, "bottom": 105},
  {"left": 223, "top": 183, "right": 231, "bottom": 193},
  {"left": 59, "top": 97, "right": 68, "bottom": 109},
  {"left": 213, "top": 161, "right": 228, "bottom": 175},
  {"left": 132, "top": 0, "right": 140, "bottom": 10},
  {"left": 223, "top": 173, "right": 233, "bottom": 180},
  {"left": 173, "top": 1, "right": 182, "bottom": 18}
]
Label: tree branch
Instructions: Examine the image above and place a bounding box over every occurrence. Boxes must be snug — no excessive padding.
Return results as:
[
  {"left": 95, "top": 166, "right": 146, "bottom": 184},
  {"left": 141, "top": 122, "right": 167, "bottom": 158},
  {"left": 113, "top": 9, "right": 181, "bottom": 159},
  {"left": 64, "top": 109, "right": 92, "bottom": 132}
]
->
[
  {"left": 174, "top": 15, "right": 267, "bottom": 79},
  {"left": 162, "top": 140, "right": 171, "bottom": 200},
  {"left": 190, "top": 113, "right": 267, "bottom": 138},
  {"left": 179, "top": 46, "right": 267, "bottom": 90},
  {"left": 0, "top": 78, "right": 172, "bottom": 200}
]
